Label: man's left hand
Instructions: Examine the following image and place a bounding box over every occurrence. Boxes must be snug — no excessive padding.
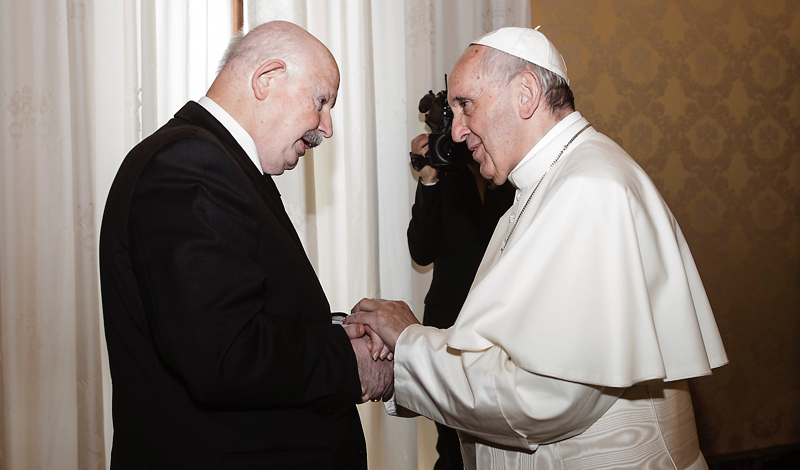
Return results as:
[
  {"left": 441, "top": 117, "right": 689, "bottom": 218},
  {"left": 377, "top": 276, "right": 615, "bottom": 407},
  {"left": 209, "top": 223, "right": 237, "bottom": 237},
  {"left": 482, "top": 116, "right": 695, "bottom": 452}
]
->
[{"left": 351, "top": 335, "right": 394, "bottom": 403}]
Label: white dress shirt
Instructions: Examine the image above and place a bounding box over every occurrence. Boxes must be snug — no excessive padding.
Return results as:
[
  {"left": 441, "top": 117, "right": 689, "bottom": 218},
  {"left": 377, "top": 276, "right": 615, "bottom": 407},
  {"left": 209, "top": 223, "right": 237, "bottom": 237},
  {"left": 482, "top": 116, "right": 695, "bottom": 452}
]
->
[{"left": 197, "top": 96, "right": 263, "bottom": 174}]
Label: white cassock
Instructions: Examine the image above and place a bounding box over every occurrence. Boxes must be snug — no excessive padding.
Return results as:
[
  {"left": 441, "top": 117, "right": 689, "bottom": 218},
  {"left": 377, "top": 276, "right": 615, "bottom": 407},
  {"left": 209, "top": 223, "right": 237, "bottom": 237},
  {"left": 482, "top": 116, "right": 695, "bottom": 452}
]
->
[{"left": 387, "top": 112, "right": 728, "bottom": 469}]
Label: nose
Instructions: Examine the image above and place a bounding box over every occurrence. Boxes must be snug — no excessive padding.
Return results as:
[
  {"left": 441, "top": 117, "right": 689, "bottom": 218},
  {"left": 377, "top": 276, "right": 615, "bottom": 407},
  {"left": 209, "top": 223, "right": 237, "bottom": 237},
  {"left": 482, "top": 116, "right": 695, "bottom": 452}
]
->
[
  {"left": 319, "top": 109, "right": 333, "bottom": 138},
  {"left": 451, "top": 109, "right": 469, "bottom": 143}
]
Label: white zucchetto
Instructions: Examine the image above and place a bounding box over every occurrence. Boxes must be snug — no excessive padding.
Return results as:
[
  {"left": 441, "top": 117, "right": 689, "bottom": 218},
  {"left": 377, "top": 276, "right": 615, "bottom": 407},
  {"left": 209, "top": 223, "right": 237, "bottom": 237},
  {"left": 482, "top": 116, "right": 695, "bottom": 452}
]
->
[{"left": 472, "top": 26, "right": 570, "bottom": 84}]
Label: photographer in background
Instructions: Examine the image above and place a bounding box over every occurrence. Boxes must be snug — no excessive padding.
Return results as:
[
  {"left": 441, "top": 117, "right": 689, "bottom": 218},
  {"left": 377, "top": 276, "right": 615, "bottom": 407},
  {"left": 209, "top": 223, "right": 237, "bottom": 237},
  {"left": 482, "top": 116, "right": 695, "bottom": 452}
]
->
[{"left": 407, "top": 131, "right": 514, "bottom": 470}]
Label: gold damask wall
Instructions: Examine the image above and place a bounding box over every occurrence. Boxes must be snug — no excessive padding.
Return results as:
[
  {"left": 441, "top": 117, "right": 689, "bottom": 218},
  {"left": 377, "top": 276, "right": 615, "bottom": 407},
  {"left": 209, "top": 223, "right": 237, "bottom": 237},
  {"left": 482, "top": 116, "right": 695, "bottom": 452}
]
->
[{"left": 530, "top": 0, "right": 799, "bottom": 458}]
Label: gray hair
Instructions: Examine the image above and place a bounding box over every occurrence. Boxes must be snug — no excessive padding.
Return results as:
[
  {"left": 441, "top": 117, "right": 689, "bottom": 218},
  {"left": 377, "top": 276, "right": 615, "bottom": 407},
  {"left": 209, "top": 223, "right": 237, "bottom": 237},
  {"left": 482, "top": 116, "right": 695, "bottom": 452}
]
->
[
  {"left": 479, "top": 47, "right": 574, "bottom": 114},
  {"left": 217, "top": 32, "right": 245, "bottom": 74},
  {"left": 216, "top": 23, "right": 304, "bottom": 76}
]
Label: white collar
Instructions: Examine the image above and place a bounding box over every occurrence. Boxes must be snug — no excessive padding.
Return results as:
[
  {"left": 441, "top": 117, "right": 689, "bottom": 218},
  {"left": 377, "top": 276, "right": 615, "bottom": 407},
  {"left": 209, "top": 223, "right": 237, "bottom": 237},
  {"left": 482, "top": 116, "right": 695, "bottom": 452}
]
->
[
  {"left": 508, "top": 111, "right": 586, "bottom": 189},
  {"left": 197, "top": 96, "right": 263, "bottom": 174}
]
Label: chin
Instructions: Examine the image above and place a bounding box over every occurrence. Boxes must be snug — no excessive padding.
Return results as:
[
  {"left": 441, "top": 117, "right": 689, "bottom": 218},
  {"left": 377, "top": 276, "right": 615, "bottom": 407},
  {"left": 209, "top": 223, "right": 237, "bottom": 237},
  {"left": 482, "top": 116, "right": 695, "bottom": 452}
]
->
[{"left": 284, "top": 152, "right": 301, "bottom": 168}]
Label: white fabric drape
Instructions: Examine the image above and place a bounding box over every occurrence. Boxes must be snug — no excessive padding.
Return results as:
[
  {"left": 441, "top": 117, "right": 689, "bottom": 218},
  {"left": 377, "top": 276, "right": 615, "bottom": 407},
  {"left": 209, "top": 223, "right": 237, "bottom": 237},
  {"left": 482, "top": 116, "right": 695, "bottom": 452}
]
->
[
  {"left": 1, "top": 1, "right": 105, "bottom": 469},
  {"left": 93, "top": 1, "right": 232, "bottom": 466},
  {"left": 94, "top": 0, "right": 232, "bottom": 244},
  {"left": 246, "top": 2, "right": 529, "bottom": 468},
  {"left": 2, "top": 1, "right": 231, "bottom": 468}
]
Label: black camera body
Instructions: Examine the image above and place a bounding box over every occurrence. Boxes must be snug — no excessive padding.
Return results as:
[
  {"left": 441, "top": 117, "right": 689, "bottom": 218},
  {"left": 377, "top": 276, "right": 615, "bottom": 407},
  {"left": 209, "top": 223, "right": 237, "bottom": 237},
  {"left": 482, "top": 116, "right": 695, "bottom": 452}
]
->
[{"left": 411, "top": 82, "right": 473, "bottom": 172}]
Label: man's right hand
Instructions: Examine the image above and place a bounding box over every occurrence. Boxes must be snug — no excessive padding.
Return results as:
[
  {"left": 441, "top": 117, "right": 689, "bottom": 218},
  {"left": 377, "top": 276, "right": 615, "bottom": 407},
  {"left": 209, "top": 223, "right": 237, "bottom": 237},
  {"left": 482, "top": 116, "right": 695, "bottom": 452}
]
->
[
  {"left": 347, "top": 298, "right": 420, "bottom": 353},
  {"left": 411, "top": 133, "right": 438, "bottom": 185},
  {"left": 351, "top": 335, "right": 394, "bottom": 403}
]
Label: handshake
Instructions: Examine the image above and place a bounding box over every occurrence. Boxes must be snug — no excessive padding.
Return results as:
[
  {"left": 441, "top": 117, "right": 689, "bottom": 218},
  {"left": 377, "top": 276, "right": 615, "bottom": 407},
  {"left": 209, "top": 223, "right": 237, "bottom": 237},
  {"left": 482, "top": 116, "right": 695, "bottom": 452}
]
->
[{"left": 340, "top": 298, "right": 421, "bottom": 404}]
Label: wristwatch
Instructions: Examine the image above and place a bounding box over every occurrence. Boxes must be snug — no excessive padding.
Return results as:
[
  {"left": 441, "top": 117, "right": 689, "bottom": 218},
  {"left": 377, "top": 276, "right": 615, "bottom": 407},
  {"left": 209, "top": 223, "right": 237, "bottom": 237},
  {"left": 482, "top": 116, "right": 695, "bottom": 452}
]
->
[{"left": 331, "top": 312, "right": 349, "bottom": 325}]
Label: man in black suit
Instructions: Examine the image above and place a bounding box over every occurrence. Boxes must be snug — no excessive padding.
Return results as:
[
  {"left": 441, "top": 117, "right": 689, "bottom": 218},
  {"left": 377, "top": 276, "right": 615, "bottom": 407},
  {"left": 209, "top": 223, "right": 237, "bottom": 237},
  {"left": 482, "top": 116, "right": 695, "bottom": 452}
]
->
[
  {"left": 407, "top": 134, "right": 514, "bottom": 470},
  {"left": 99, "top": 21, "right": 392, "bottom": 469}
]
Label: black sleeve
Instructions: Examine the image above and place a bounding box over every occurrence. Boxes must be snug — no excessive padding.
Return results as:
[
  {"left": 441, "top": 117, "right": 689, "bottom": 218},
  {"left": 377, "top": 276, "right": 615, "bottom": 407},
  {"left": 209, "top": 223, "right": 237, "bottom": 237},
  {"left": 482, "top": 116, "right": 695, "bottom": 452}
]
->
[
  {"left": 127, "top": 138, "right": 361, "bottom": 408},
  {"left": 407, "top": 178, "right": 442, "bottom": 266},
  {"left": 482, "top": 181, "right": 516, "bottom": 232}
]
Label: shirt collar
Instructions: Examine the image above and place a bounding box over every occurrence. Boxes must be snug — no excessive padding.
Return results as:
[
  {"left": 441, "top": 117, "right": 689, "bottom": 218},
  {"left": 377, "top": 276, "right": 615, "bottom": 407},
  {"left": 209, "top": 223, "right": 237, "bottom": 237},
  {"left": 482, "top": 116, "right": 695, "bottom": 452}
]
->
[
  {"left": 197, "top": 96, "right": 263, "bottom": 174},
  {"left": 508, "top": 111, "right": 586, "bottom": 189}
]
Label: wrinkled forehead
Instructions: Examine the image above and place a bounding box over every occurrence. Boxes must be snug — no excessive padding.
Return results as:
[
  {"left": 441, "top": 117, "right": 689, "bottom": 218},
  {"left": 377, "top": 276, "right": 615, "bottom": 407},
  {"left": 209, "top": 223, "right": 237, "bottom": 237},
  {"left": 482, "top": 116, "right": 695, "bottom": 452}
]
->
[
  {"left": 297, "top": 43, "right": 339, "bottom": 91},
  {"left": 448, "top": 46, "right": 486, "bottom": 98},
  {"left": 314, "top": 44, "right": 340, "bottom": 85},
  {"left": 303, "top": 58, "right": 339, "bottom": 109},
  {"left": 451, "top": 45, "right": 483, "bottom": 77},
  {"left": 318, "top": 56, "right": 340, "bottom": 97},
  {"left": 326, "top": 56, "right": 340, "bottom": 89}
]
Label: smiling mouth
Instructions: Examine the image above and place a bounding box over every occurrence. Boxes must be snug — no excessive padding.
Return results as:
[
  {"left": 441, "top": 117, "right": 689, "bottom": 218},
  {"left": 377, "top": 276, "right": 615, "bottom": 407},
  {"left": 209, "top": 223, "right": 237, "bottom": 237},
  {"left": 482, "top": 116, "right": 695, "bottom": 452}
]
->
[{"left": 468, "top": 142, "right": 483, "bottom": 157}]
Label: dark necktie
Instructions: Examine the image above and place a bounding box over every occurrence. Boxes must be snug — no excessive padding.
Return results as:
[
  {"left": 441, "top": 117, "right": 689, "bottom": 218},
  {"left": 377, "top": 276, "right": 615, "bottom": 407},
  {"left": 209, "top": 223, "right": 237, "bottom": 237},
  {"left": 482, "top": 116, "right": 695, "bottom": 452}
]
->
[
  {"left": 262, "top": 173, "right": 292, "bottom": 222},
  {"left": 262, "top": 173, "right": 304, "bottom": 249},
  {"left": 262, "top": 173, "right": 282, "bottom": 198}
]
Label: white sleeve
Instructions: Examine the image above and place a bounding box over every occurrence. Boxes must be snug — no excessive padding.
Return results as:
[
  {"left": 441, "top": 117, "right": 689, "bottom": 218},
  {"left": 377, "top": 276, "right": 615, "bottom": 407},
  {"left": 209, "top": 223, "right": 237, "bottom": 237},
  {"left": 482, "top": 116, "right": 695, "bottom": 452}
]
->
[{"left": 392, "top": 324, "right": 623, "bottom": 451}]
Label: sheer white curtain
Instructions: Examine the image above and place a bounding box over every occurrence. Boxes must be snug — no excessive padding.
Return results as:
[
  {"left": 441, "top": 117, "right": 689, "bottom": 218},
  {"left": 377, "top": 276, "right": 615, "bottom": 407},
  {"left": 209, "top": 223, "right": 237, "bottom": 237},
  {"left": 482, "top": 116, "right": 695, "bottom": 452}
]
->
[
  {"left": 93, "top": 1, "right": 232, "bottom": 466},
  {"left": 245, "top": 2, "right": 529, "bottom": 468},
  {"left": 1, "top": 0, "right": 231, "bottom": 468},
  {"left": 1, "top": 1, "right": 104, "bottom": 469},
  {"left": 94, "top": 0, "right": 232, "bottom": 205}
]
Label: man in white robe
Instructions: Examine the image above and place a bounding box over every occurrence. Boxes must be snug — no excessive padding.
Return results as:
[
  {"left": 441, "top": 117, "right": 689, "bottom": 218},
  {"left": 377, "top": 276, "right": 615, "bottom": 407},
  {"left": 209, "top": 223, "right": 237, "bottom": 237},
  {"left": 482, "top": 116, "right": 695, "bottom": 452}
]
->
[{"left": 348, "top": 26, "right": 727, "bottom": 470}]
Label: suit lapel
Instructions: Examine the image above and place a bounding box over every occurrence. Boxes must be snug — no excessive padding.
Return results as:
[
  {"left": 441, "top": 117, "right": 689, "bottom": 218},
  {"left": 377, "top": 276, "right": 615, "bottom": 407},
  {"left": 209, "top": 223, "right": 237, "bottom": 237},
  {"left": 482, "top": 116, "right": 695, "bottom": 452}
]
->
[
  {"left": 173, "top": 102, "right": 306, "bottom": 251},
  {"left": 259, "top": 173, "right": 305, "bottom": 248}
]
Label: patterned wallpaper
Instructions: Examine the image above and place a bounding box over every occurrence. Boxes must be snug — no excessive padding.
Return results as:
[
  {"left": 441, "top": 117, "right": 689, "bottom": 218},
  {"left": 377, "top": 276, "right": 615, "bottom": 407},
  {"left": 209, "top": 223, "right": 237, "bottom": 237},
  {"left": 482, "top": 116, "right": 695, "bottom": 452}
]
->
[{"left": 530, "top": 0, "right": 799, "bottom": 458}]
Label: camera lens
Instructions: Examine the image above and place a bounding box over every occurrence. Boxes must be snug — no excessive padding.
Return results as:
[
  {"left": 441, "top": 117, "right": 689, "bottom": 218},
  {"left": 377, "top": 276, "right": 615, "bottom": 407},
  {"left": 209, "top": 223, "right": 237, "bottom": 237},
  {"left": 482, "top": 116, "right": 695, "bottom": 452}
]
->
[{"left": 437, "top": 135, "right": 454, "bottom": 158}]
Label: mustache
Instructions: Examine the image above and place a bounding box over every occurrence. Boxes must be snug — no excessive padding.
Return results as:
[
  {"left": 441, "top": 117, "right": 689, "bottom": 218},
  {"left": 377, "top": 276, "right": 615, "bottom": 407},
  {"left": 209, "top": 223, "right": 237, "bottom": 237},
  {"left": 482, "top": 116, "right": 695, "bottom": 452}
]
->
[{"left": 302, "top": 130, "right": 324, "bottom": 148}]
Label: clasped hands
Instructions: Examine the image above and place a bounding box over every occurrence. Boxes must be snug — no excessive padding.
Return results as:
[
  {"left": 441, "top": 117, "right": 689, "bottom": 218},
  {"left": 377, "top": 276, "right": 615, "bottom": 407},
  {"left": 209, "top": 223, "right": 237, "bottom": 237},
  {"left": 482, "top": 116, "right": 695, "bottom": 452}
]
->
[{"left": 341, "top": 298, "right": 421, "bottom": 404}]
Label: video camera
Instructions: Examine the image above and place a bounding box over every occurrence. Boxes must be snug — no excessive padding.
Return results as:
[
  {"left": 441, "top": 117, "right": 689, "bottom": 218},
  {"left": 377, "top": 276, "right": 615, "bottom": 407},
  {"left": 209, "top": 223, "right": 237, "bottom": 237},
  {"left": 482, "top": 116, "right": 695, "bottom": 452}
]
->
[{"left": 410, "top": 76, "right": 474, "bottom": 172}]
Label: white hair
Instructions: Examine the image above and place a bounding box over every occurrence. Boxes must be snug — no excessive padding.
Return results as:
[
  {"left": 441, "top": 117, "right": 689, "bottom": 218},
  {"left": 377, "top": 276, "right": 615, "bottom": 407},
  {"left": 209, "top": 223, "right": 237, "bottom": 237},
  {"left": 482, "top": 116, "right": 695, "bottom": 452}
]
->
[
  {"left": 479, "top": 46, "right": 574, "bottom": 113},
  {"left": 216, "top": 22, "right": 307, "bottom": 76}
]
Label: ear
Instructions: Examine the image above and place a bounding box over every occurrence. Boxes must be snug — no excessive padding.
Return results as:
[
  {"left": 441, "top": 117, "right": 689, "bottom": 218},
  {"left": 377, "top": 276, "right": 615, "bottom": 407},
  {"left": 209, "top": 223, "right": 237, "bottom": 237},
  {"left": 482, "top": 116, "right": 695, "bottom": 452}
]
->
[
  {"left": 251, "top": 59, "right": 287, "bottom": 101},
  {"left": 517, "top": 71, "right": 542, "bottom": 120}
]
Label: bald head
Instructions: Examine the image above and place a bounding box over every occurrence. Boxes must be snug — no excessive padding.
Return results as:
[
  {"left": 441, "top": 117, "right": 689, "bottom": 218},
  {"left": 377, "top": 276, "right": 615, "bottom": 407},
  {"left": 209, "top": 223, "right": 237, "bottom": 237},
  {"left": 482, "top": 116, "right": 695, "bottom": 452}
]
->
[
  {"left": 216, "top": 21, "right": 336, "bottom": 83},
  {"left": 207, "top": 21, "right": 340, "bottom": 175}
]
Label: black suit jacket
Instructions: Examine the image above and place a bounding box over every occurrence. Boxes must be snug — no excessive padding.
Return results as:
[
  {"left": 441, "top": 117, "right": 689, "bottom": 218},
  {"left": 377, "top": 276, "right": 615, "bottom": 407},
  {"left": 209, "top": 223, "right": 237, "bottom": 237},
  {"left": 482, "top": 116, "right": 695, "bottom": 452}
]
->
[
  {"left": 100, "top": 102, "right": 366, "bottom": 469},
  {"left": 407, "top": 171, "right": 514, "bottom": 329}
]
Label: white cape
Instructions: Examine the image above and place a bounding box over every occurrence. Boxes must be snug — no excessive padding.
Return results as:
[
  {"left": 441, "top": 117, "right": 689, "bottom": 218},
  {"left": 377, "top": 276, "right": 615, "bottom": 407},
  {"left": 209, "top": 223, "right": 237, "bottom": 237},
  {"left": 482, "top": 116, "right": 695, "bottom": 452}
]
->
[{"left": 447, "top": 113, "right": 728, "bottom": 388}]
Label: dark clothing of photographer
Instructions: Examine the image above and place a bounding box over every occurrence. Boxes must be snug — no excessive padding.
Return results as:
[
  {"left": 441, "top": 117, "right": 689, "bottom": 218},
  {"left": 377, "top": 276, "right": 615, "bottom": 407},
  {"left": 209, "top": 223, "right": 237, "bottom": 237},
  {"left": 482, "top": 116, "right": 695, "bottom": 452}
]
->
[
  {"left": 407, "top": 168, "right": 514, "bottom": 469},
  {"left": 409, "top": 170, "right": 515, "bottom": 329}
]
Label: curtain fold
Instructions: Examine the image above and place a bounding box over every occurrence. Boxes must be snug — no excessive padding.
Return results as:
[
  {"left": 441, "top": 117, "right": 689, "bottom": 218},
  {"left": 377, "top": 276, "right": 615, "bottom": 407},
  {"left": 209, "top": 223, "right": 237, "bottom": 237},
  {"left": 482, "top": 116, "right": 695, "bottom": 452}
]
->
[
  {"left": 1, "top": 1, "right": 105, "bottom": 468},
  {"left": 93, "top": 0, "right": 233, "bottom": 465},
  {"left": 1, "top": 0, "right": 232, "bottom": 468}
]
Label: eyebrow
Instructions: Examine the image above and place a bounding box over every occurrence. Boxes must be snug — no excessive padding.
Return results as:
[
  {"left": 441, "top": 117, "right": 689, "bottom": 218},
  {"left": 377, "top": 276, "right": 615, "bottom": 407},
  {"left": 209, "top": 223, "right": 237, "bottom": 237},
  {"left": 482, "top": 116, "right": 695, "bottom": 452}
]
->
[
  {"left": 452, "top": 96, "right": 470, "bottom": 107},
  {"left": 317, "top": 91, "right": 337, "bottom": 109}
]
